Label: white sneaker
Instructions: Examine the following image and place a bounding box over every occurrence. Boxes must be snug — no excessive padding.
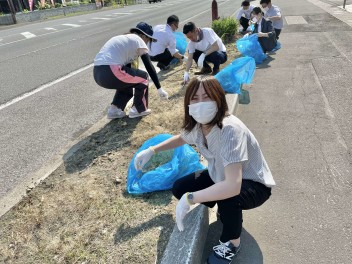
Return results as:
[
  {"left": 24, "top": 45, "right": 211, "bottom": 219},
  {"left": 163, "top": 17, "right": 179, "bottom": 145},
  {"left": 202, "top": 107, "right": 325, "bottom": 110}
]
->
[
  {"left": 107, "top": 106, "right": 126, "bottom": 119},
  {"left": 128, "top": 106, "right": 151, "bottom": 118}
]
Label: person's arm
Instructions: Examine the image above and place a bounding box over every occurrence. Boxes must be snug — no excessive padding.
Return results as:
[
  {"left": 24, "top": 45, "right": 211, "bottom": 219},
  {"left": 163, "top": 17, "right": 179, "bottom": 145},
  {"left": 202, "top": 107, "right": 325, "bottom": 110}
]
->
[
  {"left": 204, "top": 41, "right": 219, "bottom": 56},
  {"left": 192, "top": 162, "right": 242, "bottom": 203},
  {"left": 140, "top": 53, "right": 161, "bottom": 89},
  {"left": 236, "top": 9, "right": 244, "bottom": 20},
  {"left": 267, "top": 7, "right": 282, "bottom": 21},
  {"left": 185, "top": 52, "right": 194, "bottom": 72},
  {"left": 152, "top": 135, "right": 186, "bottom": 153},
  {"left": 258, "top": 21, "right": 274, "bottom": 38}
]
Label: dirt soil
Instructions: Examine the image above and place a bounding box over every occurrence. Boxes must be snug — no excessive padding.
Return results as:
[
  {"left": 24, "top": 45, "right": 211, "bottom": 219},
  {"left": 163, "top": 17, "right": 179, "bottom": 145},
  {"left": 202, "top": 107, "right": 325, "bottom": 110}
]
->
[{"left": 0, "top": 42, "right": 240, "bottom": 264}]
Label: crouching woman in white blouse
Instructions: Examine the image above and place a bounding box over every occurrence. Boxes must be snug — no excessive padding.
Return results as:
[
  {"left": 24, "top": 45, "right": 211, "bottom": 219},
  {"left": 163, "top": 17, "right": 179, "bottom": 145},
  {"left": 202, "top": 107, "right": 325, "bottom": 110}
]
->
[{"left": 134, "top": 76, "right": 275, "bottom": 264}]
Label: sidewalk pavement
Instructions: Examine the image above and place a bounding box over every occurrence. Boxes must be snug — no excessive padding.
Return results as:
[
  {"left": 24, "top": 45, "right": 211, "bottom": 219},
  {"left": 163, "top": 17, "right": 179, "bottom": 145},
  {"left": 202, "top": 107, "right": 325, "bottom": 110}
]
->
[{"left": 162, "top": 0, "right": 352, "bottom": 263}]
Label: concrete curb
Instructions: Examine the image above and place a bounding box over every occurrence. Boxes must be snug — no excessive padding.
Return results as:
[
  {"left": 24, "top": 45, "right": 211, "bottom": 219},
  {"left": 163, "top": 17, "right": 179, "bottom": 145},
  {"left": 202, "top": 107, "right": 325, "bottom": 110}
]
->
[{"left": 160, "top": 93, "right": 239, "bottom": 264}]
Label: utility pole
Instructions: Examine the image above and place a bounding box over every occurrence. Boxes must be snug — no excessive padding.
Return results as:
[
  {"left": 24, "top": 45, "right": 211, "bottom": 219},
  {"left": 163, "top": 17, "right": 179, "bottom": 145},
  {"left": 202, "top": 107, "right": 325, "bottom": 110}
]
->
[
  {"left": 6, "top": 0, "right": 17, "bottom": 24},
  {"left": 343, "top": 0, "right": 347, "bottom": 9}
]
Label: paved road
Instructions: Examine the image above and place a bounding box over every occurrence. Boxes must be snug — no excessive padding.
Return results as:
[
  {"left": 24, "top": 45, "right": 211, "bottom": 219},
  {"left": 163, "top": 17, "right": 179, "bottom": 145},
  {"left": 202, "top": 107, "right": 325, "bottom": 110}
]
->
[
  {"left": 0, "top": 0, "right": 237, "bottom": 203},
  {"left": 202, "top": 0, "right": 352, "bottom": 263}
]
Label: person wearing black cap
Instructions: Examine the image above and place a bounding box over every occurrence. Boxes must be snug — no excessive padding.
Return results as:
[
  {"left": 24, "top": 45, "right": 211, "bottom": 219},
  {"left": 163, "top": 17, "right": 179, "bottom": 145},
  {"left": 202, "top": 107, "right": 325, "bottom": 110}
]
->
[{"left": 93, "top": 22, "right": 168, "bottom": 119}]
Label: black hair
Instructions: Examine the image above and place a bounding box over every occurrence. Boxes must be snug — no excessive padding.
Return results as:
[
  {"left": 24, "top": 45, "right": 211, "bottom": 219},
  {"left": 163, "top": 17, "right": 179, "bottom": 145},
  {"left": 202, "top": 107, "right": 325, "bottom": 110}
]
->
[
  {"left": 252, "top": 7, "right": 264, "bottom": 15},
  {"left": 167, "top": 15, "right": 179, "bottom": 25},
  {"left": 183, "top": 22, "right": 196, "bottom": 34},
  {"left": 241, "top": 1, "right": 250, "bottom": 6},
  {"left": 260, "top": 0, "right": 271, "bottom": 4}
]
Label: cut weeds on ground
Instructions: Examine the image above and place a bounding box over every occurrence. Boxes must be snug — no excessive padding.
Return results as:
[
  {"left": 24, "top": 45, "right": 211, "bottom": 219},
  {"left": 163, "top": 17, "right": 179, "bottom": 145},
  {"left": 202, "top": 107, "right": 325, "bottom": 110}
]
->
[{"left": 0, "top": 43, "right": 240, "bottom": 264}]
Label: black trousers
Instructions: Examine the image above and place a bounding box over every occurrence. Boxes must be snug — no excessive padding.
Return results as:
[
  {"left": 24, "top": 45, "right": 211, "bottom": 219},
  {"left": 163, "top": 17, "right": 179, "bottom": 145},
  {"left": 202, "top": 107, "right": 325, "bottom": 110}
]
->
[
  {"left": 274, "top": 28, "right": 281, "bottom": 40},
  {"left": 93, "top": 65, "right": 149, "bottom": 113},
  {"left": 193, "top": 49, "right": 227, "bottom": 71},
  {"left": 150, "top": 49, "right": 174, "bottom": 66},
  {"left": 239, "top": 17, "right": 250, "bottom": 31},
  {"left": 172, "top": 170, "right": 271, "bottom": 242}
]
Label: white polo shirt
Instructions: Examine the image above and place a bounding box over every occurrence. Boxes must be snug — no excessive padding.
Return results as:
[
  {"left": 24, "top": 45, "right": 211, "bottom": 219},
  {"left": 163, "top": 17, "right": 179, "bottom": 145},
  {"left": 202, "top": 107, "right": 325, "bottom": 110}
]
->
[
  {"left": 236, "top": 5, "right": 255, "bottom": 20},
  {"left": 265, "top": 5, "right": 283, "bottom": 29},
  {"left": 181, "top": 115, "right": 276, "bottom": 187},
  {"left": 94, "top": 34, "right": 148, "bottom": 66},
  {"left": 187, "top": 28, "right": 226, "bottom": 54},
  {"left": 149, "top": 24, "right": 177, "bottom": 56}
]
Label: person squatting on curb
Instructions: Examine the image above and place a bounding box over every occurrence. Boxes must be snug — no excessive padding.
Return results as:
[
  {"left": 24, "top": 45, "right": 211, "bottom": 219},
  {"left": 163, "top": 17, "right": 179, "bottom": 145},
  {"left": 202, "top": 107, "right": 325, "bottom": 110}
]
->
[
  {"left": 182, "top": 22, "right": 227, "bottom": 84},
  {"left": 236, "top": 1, "right": 255, "bottom": 33},
  {"left": 149, "top": 15, "right": 188, "bottom": 71},
  {"left": 93, "top": 22, "right": 168, "bottom": 120},
  {"left": 249, "top": 7, "right": 277, "bottom": 53},
  {"left": 260, "top": 0, "right": 283, "bottom": 40},
  {"left": 134, "top": 76, "right": 276, "bottom": 264}
]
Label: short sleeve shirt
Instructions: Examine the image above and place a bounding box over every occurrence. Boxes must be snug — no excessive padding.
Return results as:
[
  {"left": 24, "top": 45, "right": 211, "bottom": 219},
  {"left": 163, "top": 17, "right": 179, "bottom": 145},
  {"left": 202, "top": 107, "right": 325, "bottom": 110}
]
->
[
  {"left": 236, "top": 5, "right": 255, "bottom": 20},
  {"left": 180, "top": 115, "right": 276, "bottom": 187},
  {"left": 94, "top": 34, "right": 148, "bottom": 66},
  {"left": 149, "top": 24, "right": 177, "bottom": 56},
  {"left": 187, "top": 28, "right": 226, "bottom": 54},
  {"left": 265, "top": 5, "right": 283, "bottom": 29}
]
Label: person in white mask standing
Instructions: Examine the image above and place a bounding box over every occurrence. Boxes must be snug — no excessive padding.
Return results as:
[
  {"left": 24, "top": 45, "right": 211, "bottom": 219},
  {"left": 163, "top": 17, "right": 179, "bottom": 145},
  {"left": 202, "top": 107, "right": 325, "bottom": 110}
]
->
[
  {"left": 134, "top": 76, "right": 275, "bottom": 264},
  {"left": 260, "top": 0, "right": 283, "bottom": 39}
]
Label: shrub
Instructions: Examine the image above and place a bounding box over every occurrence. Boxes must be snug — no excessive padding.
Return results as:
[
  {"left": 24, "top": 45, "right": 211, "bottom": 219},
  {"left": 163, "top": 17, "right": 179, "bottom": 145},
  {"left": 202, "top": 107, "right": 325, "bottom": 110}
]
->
[
  {"left": 211, "top": 17, "right": 239, "bottom": 43},
  {"left": 55, "top": 3, "right": 62, "bottom": 7},
  {"left": 22, "top": 9, "right": 29, "bottom": 13}
]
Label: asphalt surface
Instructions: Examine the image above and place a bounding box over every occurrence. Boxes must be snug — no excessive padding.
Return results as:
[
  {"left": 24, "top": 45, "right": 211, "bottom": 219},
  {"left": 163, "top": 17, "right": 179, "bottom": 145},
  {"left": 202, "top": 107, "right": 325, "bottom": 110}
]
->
[
  {"left": 0, "top": 0, "right": 237, "bottom": 204},
  {"left": 202, "top": 0, "right": 352, "bottom": 263}
]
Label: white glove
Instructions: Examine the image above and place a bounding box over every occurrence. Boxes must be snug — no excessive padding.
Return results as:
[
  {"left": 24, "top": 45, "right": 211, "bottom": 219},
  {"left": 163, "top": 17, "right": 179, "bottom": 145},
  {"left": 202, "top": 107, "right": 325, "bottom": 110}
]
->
[
  {"left": 197, "top": 53, "right": 206, "bottom": 69},
  {"left": 176, "top": 193, "right": 191, "bottom": 231},
  {"left": 134, "top": 147, "right": 154, "bottom": 171},
  {"left": 158, "top": 87, "right": 168, "bottom": 100},
  {"left": 182, "top": 56, "right": 188, "bottom": 63},
  {"left": 183, "top": 71, "right": 190, "bottom": 84}
]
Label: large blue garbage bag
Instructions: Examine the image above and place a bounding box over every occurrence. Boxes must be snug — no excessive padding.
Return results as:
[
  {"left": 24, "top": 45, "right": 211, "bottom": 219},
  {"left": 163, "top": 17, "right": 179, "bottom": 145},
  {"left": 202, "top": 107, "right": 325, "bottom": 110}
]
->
[
  {"left": 214, "top": 57, "right": 256, "bottom": 94},
  {"left": 174, "top": 32, "right": 188, "bottom": 55},
  {"left": 127, "top": 134, "right": 205, "bottom": 194},
  {"left": 236, "top": 34, "right": 267, "bottom": 64}
]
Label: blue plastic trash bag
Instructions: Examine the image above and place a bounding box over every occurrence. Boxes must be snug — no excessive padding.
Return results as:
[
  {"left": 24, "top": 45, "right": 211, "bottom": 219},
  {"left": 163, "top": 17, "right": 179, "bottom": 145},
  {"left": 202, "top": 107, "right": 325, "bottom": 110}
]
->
[
  {"left": 127, "top": 134, "right": 205, "bottom": 194},
  {"left": 214, "top": 57, "right": 256, "bottom": 94},
  {"left": 271, "top": 40, "right": 281, "bottom": 52},
  {"left": 236, "top": 34, "right": 267, "bottom": 64},
  {"left": 174, "top": 32, "right": 188, "bottom": 55}
]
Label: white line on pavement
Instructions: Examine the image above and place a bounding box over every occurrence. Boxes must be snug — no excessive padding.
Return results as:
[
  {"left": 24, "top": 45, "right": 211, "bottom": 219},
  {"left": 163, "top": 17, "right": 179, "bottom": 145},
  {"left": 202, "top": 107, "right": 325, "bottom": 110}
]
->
[
  {"left": 113, "top": 12, "right": 133, "bottom": 15},
  {"left": 21, "top": 32, "right": 36, "bottom": 39},
  {"left": 91, "top": 17, "right": 111, "bottom": 20},
  {"left": 44, "top": 27, "right": 57, "bottom": 31},
  {"left": 62, "top": 23, "right": 82, "bottom": 28},
  {"left": 0, "top": 64, "right": 93, "bottom": 111}
]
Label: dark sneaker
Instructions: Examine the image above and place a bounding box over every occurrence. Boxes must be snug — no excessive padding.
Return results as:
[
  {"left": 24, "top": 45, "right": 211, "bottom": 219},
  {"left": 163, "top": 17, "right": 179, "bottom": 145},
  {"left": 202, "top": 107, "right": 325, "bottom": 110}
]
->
[
  {"left": 207, "top": 241, "right": 241, "bottom": 264},
  {"left": 156, "top": 62, "right": 170, "bottom": 71},
  {"left": 194, "top": 67, "right": 212, "bottom": 75}
]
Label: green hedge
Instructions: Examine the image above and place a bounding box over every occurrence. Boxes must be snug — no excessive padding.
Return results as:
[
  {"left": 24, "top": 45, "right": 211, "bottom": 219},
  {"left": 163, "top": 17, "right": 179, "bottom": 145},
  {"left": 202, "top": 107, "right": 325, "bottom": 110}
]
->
[{"left": 211, "top": 17, "right": 239, "bottom": 43}]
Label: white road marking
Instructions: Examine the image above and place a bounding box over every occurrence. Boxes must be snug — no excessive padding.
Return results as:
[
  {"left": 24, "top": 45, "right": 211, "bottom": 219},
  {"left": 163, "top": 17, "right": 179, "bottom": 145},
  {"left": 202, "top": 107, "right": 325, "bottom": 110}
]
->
[
  {"left": 21, "top": 32, "right": 36, "bottom": 39},
  {"left": 0, "top": 64, "right": 93, "bottom": 111},
  {"left": 62, "top": 23, "right": 81, "bottom": 28},
  {"left": 113, "top": 12, "right": 133, "bottom": 15},
  {"left": 91, "top": 17, "right": 111, "bottom": 20},
  {"left": 44, "top": 27, "right": 57, "bottom": 31}
]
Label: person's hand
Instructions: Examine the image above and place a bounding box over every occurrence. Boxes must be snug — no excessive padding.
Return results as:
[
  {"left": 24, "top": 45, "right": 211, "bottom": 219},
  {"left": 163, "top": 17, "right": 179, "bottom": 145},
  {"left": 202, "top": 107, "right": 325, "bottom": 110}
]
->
[
  {"left": 176, "top": 193, "right": 191, "bottom": 231},
  {"left": 244, "top": 33, "right": 250, "bottom": 38},
  {"left": 134, "top": 147, "right": 155, "bottom": 171},
  {"left": 158, "top": 88, "right": 168, "bottom": 100},
  {"left": 183, "top": 71, "right": 190, "bottom": 85},
  {"left": 197, "top": 53, "right": 206, "bottom": 69},
  {"left": 182, "top": 56, "right": 188, "bottom": 63},
  {"left": 257, "top": 32, "right": 266, "bottom": 38}
]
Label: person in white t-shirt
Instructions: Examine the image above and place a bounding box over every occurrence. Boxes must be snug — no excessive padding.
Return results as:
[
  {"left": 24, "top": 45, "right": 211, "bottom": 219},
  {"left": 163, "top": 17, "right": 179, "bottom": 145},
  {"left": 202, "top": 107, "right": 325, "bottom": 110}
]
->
[
  {"left": 236, "top": 1, "right": 255, "bottom": 32},
  {"left": 93, "top": 22, "right": 168, "bottom": 119},
  {"left": 134, "top": 76, "right": 275, "bottom": 264},
  {"left": 182, "top": 22, "right": 227, "bottom": 84},
  {"left": 260, "top": 0, "right": 283, "bottom": 39},
  {"left": 149, "top": 15, "right": 187, "bottom": 71}
]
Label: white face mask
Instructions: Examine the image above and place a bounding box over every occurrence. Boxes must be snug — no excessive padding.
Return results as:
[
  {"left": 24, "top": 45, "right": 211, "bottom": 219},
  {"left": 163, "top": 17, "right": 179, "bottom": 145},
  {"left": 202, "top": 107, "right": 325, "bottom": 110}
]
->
[
  {"left": 264, "top": 7, "right": 269, "bottom": 12},
  {"left": 251, "top": 16, "right": 258, "bottom": 23},
  {"left": 188, "top": 101, "right": 218, "bottom": 124}
]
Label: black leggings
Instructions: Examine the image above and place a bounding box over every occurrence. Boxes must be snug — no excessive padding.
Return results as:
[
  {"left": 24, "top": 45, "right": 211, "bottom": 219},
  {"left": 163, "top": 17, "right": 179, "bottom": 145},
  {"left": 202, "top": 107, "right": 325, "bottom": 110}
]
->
[
  {"left": 172, "top": 170, "right": 272, "bottom": 242},
  {"left": 93, "top": 65, "right": 148, "bottom": 113}
]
